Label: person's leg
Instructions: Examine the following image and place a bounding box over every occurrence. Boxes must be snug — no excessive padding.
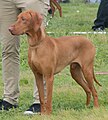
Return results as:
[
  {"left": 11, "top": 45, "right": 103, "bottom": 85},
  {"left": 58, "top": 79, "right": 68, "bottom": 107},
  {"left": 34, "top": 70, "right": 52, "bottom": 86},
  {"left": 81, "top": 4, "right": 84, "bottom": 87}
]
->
[
  {"left": 25, "top": 0, "right": 49, "bottom": 27},
  {"left": 22, "top": 0, "right": 49, "bottom": 114},
  {"left": 104, "top": 3, "right": 108, "bottom": 27},
  {"left": 18, "top": 0, "right": 49, "bottom": 98},
  {"left": 0, "top": 0, "right": 20, "bottom": 110},
  {"left": 92, "top": 0, "right": 108, "bottom": 30},
  {"left": 26, "top": 0, "right": 49, "bottom": 102}
]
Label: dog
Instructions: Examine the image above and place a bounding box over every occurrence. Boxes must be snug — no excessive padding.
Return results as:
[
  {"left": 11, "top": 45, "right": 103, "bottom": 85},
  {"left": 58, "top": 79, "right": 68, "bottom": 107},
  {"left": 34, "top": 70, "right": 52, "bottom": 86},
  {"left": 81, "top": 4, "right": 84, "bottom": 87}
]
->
[
  {"left": 50, "top": 0, "right": 62, "bottom": 17},
  {"left": 9, "top": 10, "right": 101, "bottom": 115}
]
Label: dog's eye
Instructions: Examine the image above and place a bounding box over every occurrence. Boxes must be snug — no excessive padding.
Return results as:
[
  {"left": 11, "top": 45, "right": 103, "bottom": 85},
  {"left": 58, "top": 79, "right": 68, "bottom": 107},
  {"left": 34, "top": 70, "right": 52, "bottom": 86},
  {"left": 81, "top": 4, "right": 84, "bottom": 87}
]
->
[{"left": 21, "top": 17, "right": 26, "bottom": 21}]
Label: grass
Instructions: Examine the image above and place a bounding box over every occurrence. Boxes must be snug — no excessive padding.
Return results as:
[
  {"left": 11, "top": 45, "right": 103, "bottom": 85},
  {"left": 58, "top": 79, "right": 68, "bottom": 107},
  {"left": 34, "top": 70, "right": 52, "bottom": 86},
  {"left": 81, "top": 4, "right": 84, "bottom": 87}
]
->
[{"left": 0, "top": 0, "right": 108, "bottom": 119}]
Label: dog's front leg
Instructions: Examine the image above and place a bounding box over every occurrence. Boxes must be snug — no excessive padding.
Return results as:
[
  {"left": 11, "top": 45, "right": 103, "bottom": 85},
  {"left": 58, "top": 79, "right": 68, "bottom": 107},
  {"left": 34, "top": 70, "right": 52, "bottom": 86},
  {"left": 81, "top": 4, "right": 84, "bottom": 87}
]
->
[
  {"left": 35, "top": 73, "right": 45, "bottom": 114},
  {"left": 44, "top": 74, "right": 54, "bottom": 115}
]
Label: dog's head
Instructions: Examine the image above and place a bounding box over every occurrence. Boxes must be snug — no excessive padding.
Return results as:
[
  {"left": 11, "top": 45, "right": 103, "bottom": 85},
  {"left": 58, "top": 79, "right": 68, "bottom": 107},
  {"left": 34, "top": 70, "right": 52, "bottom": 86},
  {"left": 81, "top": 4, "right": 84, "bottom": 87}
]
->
[{"left": 9, "top": 10, "right": 43, "bottom": 35}]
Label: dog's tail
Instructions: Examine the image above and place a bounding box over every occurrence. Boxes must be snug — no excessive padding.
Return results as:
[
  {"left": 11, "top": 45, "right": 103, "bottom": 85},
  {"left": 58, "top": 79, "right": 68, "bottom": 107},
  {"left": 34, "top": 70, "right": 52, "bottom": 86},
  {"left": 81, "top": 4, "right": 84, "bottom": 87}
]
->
[{"left": 93, "top": 71, "right": 102, "bottom": 86}]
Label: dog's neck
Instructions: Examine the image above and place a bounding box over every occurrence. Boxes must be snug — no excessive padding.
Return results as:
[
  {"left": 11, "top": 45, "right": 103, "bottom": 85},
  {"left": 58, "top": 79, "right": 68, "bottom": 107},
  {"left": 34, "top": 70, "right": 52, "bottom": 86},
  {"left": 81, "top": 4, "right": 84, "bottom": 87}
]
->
[{"left": 27, "top": 27, "right": 46, "bottom": 48}]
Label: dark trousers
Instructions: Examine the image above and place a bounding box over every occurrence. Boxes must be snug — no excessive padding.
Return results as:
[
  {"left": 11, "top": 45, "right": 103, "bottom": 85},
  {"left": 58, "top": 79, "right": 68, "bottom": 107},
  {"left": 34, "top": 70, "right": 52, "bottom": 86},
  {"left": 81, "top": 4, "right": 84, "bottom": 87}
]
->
[{"left": 93, "top": 0, "right": 108, "bottom": 28}]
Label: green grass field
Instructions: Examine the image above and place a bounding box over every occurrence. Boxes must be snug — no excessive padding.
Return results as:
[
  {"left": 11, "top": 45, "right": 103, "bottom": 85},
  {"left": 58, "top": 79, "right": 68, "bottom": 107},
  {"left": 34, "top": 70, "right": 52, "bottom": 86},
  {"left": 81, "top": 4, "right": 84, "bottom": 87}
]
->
[{"left": 0, "top": 0, "right": 108, "bottom": 119}]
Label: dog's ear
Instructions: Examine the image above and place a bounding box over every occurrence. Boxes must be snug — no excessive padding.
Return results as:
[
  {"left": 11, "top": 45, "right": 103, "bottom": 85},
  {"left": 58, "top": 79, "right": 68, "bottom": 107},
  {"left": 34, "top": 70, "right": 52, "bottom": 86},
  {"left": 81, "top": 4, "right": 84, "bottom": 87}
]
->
[{"left": 28, "top": 10, "right": 43, "bottom": 32}]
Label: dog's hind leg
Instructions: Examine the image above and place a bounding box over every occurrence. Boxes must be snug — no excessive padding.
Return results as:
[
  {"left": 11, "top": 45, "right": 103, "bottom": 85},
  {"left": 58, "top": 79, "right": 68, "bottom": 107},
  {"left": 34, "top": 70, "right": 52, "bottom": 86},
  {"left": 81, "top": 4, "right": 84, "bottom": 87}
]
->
[
  {"left": 82, "top": 64, "right": 99, "bottom": 107},
  {"left": 70, "top": 63, "right": 91, "bottom": 106}
]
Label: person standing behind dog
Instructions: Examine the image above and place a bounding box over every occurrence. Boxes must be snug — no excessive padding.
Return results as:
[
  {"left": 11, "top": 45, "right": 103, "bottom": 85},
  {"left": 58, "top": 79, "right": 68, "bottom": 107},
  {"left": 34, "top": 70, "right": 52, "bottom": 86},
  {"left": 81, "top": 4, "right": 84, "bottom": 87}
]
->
[
  {"left": 92, "top": 0, "right": 108, "bottom": 31},
  {"left": 0, "top": 0, "right": 49, "bottom": 115}
]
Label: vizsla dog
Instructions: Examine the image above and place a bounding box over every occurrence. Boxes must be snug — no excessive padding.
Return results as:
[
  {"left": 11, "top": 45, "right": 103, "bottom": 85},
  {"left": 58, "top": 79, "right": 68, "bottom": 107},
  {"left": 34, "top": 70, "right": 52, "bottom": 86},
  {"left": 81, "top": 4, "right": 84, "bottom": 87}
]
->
[
  {"left": 50, "top": 0, "right": 62, "bottom": 17},
  {"left": 9, "top": 10, "right": 101, "bottom": 115}
]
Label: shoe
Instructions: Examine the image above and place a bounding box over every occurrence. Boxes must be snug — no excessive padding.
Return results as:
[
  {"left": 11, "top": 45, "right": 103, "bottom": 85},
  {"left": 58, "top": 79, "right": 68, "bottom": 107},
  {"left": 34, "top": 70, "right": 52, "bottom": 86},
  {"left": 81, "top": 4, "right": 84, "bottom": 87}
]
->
[
  {"left": 62, "top": 0, "right": 70, "bottom": 3},
  {"left": 48, "top": 8, "right": 52, "bottom": 14},
  {"left": 24, "top": 103, "right": 41, "bottom": 115},
  {"left": 0, "top": 99, "right": 17, "bottom": 111},
  {"left": 92, "top": 26, "right": 105, "bottom": 31}
]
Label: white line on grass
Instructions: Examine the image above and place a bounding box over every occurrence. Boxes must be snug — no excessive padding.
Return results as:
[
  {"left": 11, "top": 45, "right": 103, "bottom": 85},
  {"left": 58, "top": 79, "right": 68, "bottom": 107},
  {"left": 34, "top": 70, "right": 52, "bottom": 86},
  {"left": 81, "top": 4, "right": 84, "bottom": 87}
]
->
[{"left": 47, "top": 31, "right": 107, "bottom": 34}]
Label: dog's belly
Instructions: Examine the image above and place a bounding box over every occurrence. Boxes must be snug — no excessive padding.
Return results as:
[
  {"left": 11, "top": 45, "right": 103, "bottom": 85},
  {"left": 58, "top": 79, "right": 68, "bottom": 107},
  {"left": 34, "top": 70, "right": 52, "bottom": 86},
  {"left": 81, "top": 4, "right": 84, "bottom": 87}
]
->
[
  {"left": 54, "top": 61, "right": 71, "bottom": 74},
  {"left": 54, "top": 56, "right": 80, "bottom": 74},
  {"left": 54, "top": 66, "right": 66, "bottom": 74}
]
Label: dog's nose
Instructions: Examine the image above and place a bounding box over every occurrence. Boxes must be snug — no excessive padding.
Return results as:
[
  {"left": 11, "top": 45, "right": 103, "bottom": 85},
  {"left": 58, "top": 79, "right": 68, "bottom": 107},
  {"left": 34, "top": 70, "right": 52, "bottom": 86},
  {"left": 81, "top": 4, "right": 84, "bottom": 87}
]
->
[{"left": 8, "top": 26, "right": 14, "bottom": 32}]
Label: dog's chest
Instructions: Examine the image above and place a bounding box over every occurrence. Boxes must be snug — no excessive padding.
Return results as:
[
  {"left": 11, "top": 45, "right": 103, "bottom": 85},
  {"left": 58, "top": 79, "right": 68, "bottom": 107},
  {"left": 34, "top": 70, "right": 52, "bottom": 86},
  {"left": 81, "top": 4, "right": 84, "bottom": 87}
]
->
[
  {"left": 30, "top": 50, "right": 42, "bottom": 72},
  {"left": 31, "top": 50, "right": 36, "bottom": 62}
]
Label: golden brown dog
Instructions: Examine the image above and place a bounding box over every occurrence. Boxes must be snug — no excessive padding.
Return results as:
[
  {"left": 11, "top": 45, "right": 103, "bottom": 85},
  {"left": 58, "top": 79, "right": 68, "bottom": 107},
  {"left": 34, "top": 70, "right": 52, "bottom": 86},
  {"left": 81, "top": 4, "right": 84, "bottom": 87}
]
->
[
  {"left": 9, "top": 10, "right": 101, "bottom": 115},
  {"left": 50, "top": 0, "right": 62, "bottom": 17}
]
